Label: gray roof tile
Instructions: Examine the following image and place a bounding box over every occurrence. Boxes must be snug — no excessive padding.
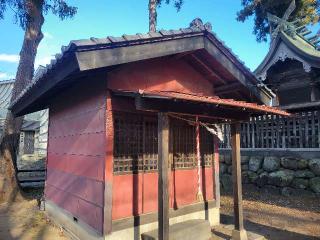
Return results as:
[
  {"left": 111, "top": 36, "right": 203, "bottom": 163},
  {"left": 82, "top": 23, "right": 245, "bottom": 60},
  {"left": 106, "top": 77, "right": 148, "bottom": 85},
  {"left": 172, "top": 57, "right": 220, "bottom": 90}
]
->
[
  {"left": 159, "top": 30, "right": 174, "bottom": 36},
  {"left": 137, "top": 33, "right": 151, "bottom": 39},
  {"left": 148, "top": 31, "right": 162, "bottom": 38},
  {"left": 107, "top": 36, "right": 125, "bottom": 43},
  {"left": 180, "top": 28, "right": 193, "bottom": 34},
  {"left": 123, "top": 34, "right": 141, "bottom": 41}
]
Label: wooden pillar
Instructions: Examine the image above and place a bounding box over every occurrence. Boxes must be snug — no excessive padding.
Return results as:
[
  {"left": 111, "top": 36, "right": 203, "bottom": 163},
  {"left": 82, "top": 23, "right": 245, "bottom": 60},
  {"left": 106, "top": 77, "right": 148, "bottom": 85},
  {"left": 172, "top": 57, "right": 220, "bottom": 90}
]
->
[
  {"left": 104, "top": 91, "right": 114, "bottom": 235},
  {"left": 231, "top": 123, "right": 247, "bottom": 240},
  {"left": 158, "top": 112, "right": 169, "bottom": 240},
  {"left": 213, "top": 137, "right": 220, "bottom": 208}
]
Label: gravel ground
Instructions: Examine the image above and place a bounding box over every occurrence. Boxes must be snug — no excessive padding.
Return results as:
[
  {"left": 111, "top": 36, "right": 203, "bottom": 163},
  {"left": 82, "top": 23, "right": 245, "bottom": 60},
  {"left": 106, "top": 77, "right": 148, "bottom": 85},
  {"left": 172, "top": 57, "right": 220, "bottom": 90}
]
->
[{"left": 220, "top": 184, "right": 320, "bottom": 240}]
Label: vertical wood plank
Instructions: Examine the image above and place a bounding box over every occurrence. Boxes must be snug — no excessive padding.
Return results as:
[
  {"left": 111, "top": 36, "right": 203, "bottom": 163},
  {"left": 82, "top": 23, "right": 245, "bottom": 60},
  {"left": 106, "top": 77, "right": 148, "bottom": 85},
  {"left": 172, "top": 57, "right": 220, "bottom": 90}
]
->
[
  {"left": 299, "top": 113, "right": 303, "bottom": 148},
  {"left": 158, "top": 112, "right": 170, "bottom": 240},
  {"left": 231, "top": 123, "right": 244, "bottom": 231},
  {"left": 247, "top": 122, "right": 250, "bottom": 148},
  {"left": 311, "top": 111, "right": 316, "bottom": 148},
  {"left": 305, "top": 113, "right": 309, "bottom": 148},
  {"left": 276, "top": 115, "right": 280, "bottom": 148},
  {"left": 213, "top": 137, "right": 220, "bottom": 207},
  {"left": 287, "top": 117, "right": 291, "bottom": 148},
  {"left": 104, "top": 91, "right": 114, "bottom": 235},
  {"left": 293, "top": 115, "right": 297, "bottom": 148},
  {"left": 271, "top": 115, "right": 275, "bottom": 148},
  {"left": 256, "top": 116, "right": 261, "bottom": 148},
  {"left": 260, "top": 116, "right": 264, "bottom": 148},
  {"left": 282, "top": 117, "right": 285, "bottom": 148},
  {"left": 317, "top": 111, "right": 320, "bottom": 148},
  {"left": 251, "top": 118, "right": 255, "bottom": 149}
]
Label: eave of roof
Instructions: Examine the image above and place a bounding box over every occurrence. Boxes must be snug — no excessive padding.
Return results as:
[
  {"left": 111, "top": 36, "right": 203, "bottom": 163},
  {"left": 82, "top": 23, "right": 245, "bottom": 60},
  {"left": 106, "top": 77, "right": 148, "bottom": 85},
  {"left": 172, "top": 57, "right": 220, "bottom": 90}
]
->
[
  {"left": 10, "top": 19, "right": 272, "bottom": 116},
  {"left": 113, "top": 89, "right": 290, "bottom": 117}
]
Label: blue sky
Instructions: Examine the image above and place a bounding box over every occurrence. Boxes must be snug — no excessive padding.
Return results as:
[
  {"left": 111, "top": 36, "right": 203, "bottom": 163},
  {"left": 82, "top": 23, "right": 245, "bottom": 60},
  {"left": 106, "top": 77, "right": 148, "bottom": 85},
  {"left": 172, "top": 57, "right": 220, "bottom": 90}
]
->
[{"left": 0, "top": 0, "right": 279, "bottom": 80}]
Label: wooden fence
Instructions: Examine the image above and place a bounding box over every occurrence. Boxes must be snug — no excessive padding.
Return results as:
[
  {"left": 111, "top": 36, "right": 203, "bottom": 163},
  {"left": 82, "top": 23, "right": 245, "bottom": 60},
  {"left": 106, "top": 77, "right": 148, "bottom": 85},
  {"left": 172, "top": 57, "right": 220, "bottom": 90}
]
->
[{"left": 220, "top": 111, "right": 320, "bottom": 149}]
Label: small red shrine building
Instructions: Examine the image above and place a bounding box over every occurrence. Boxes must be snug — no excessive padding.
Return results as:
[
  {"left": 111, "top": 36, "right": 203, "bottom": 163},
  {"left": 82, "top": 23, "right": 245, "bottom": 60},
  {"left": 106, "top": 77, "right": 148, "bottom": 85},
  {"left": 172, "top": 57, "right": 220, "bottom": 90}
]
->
[{"left": 11, "top": 19, "right": 289, "bottom": 240}]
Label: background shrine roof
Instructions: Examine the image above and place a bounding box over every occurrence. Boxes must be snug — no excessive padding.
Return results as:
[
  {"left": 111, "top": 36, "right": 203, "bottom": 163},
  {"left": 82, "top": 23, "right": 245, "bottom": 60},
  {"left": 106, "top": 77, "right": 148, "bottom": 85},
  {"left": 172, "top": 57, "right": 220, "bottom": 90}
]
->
[
  {"left": 255, "top": 30, "right": 320, "bottom": 81},
  {"left": 10, "top": 18, "right": 273, "bottom": 116}
]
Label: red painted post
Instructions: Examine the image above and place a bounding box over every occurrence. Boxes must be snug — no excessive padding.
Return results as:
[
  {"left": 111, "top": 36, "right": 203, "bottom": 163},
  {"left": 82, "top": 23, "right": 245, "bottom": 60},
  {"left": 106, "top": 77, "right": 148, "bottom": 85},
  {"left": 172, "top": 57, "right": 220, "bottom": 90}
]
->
[{"left": 104, "top": 90, "right": 114, "bottom": 235}]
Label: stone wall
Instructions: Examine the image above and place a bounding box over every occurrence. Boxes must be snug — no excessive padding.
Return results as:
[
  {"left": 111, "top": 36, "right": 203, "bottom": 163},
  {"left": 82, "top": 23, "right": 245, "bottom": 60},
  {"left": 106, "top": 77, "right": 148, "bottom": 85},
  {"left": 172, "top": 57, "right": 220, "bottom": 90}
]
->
[{"left": 219, "top": 151, "right": 320, "bottom": 196}]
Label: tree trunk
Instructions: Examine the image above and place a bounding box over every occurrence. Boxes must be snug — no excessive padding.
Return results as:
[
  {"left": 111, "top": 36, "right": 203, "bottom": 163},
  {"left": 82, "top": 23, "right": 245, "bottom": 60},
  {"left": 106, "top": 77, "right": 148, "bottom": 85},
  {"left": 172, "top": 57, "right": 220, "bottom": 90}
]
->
[
  {"left": 0, "top": 0, "right": 44, "bottom": 203},
  {"left": 149, "top": 0, "right": 157, "bottom": 32}
]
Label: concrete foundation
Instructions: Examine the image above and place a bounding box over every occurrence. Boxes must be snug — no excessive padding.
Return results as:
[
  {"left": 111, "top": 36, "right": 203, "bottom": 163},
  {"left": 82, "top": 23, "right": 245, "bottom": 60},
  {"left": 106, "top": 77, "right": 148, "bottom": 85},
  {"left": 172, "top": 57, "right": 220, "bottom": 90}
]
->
[
  {"left": 46, "top": 200, "right": 103, "bottom": 240},
  {"left": 232, "top": 229, "right": 248, "bottom": 240},
  {"left": 212, "top": 225, "right": 266, "bottom": 240},
  {"left": 109, "top": 207, "right": 219, "bottom": 240},
  {"left": 46, "top": 200, "right": 220, "bottom": 240},
  {"left": 141, "top": 219, "right": 211, "bottom": 240}
]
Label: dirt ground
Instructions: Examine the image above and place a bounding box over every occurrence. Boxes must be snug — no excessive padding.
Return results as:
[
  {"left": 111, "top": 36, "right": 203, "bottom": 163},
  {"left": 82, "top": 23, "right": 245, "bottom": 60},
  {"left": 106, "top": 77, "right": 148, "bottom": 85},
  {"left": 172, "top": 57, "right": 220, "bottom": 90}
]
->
[
  {"left": 0, "top": 185, "right": 319, "bottom": 240},
  {"left": 220, "top": 185, "right": 320, "bottom": 240},
  {"left": 0, "top": 188, "right": 67, "bottom": 240}
]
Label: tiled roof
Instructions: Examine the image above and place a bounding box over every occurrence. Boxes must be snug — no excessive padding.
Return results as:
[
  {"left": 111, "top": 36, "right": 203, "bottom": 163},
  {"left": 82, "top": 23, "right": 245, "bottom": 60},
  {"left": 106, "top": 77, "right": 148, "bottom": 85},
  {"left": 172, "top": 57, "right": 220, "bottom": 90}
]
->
[
  {"left": 131, "top": 89, "right": 290, "bottom": 117},
  {"left": 11, "top": 18, "right": 260, "bottom": 109}
]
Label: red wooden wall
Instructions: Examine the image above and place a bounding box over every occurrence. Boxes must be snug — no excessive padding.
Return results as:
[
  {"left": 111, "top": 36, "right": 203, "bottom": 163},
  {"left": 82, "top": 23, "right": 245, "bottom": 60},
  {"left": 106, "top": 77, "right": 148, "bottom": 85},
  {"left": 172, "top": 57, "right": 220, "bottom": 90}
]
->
[
  {"left": 108, "top": 57, "right": 217, "bottom": 220},
  {"left": 45, "top": 77, "right": 106, "bottom": 233},
  {"left": 112, "top": 169, "right": 214, "bottom": 220},
  {"left": 44, "top": 56, "right": 219, "bottom": 231},
  {"left": 108, "top": 57, "right": 215, "bottom": 96}
]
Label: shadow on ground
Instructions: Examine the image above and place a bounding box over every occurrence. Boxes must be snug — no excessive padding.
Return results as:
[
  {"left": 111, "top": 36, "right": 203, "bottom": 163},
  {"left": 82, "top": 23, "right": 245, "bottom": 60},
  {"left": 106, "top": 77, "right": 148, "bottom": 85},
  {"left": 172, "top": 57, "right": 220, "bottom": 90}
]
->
[
  {"left": 0, "top": 187, "right": 67, "bottom": 240},
  {"left": 222, "top": 184, "right": 320, "bottom": 213},
  {"left": 220, "top": 214, "right": 319, "bottom": 240}
]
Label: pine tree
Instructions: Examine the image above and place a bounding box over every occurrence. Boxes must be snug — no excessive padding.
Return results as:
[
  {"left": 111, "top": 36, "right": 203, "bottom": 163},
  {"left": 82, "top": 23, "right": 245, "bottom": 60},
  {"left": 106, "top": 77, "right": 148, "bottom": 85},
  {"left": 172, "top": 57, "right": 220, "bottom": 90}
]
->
[
  {"left": 237, "top": 0, "right": 320, "bottom": 42},
  {"left": 0, "top": 0, "right": 77, "bottom": 203},
  {"left": 149, "top": 0, "right": 184, "bottom": 32}
]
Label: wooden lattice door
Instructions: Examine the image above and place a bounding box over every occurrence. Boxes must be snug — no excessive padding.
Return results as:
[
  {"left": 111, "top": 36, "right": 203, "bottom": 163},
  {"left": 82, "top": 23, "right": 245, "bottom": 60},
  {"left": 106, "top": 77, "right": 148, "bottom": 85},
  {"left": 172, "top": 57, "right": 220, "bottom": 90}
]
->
[{"left": 24, "top": 131, "right": 35, "bottom": 154}]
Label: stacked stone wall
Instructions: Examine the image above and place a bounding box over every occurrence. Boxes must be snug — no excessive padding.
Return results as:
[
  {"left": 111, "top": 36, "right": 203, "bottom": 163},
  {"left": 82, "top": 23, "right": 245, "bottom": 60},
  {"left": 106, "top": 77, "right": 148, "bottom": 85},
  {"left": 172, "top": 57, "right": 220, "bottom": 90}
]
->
[{"left": 220, "top": 151, "right": 320, "bottom": 196}]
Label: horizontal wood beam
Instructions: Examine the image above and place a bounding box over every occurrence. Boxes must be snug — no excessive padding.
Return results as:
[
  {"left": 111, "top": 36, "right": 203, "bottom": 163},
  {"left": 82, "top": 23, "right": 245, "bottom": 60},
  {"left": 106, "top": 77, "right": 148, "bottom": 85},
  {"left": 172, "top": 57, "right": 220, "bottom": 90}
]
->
[
  {"left": 135, "top": 96, "right": 249, "bottom": 121},
  {"left": 77, "top": 36, "right": 204, "bottom": 71},
  {"left": 215, "top": 82, "right": 243, "bottom": 95},
  {"left": 173, "top": 51, "right": 194, "bottom": 60}
]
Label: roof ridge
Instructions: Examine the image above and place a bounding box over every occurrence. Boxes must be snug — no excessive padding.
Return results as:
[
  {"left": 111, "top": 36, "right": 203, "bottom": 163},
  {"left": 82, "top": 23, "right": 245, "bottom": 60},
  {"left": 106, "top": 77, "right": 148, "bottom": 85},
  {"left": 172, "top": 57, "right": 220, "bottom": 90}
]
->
[{"left": 10, "top": 18, "right": 263, "bottom": 110}]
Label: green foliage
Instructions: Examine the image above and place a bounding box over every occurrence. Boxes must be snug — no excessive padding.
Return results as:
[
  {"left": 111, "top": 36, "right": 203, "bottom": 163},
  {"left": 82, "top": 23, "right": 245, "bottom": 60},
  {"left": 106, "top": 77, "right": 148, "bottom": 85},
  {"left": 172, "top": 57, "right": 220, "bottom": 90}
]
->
[
  {"left": 156, "top": 0, "right": 184, "bottom": 11},
  {"left": 237, "top": 0, "right": 320, "bottom": 42},
  {"left": 0, "top": 0, "right": 77, "bottom": 29}
]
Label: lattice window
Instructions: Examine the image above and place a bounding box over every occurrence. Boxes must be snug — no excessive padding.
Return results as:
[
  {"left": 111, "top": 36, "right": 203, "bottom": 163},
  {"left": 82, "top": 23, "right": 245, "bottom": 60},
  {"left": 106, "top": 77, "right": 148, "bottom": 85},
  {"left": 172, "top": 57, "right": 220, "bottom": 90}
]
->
[
  {"left": 113, "top": 112, "right": 158, "bottom": 174},
  {"left": 171, "top": 120, "right": 197, "bottom": 169},
  {"left": 200, "top": 127, "right": 214, "bottom": 167},
  {"left": 114, "top": 113, "right": 215, "bottom": 173}
]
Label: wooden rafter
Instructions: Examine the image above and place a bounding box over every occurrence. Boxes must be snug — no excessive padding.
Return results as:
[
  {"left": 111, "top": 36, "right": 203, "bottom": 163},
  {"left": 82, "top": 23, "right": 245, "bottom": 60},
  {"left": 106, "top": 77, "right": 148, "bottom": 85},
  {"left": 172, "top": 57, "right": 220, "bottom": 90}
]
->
[
  {"left": 215, "top": 82, "right": 243, "bottom": 95},
  {"left": 189, "top": 53, "right": 227, "bottom": 84}
]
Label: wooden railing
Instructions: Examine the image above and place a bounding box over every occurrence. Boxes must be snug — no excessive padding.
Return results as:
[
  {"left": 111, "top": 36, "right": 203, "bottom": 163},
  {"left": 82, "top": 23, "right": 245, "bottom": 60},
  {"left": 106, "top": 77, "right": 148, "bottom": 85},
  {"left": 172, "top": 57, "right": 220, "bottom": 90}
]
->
[{"left": 220, "top": 111, "right": 320, "bottom": 149}]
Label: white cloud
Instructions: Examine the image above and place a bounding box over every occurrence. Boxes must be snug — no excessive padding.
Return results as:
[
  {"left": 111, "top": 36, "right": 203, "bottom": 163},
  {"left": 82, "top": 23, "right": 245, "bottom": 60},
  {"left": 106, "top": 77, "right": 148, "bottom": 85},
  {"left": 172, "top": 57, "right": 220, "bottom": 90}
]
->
[
  {"left": 0, "top": 54, "right": 20, "bottom": 63},
  {"left": 0, "top": 72, "right": 14, "bottom": 80},
  {"left": 35, "top": 55, "right": 54, "bottom": 68},
  {"left": 43, "top": 32, "right": 53, "bottom": 39}
]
